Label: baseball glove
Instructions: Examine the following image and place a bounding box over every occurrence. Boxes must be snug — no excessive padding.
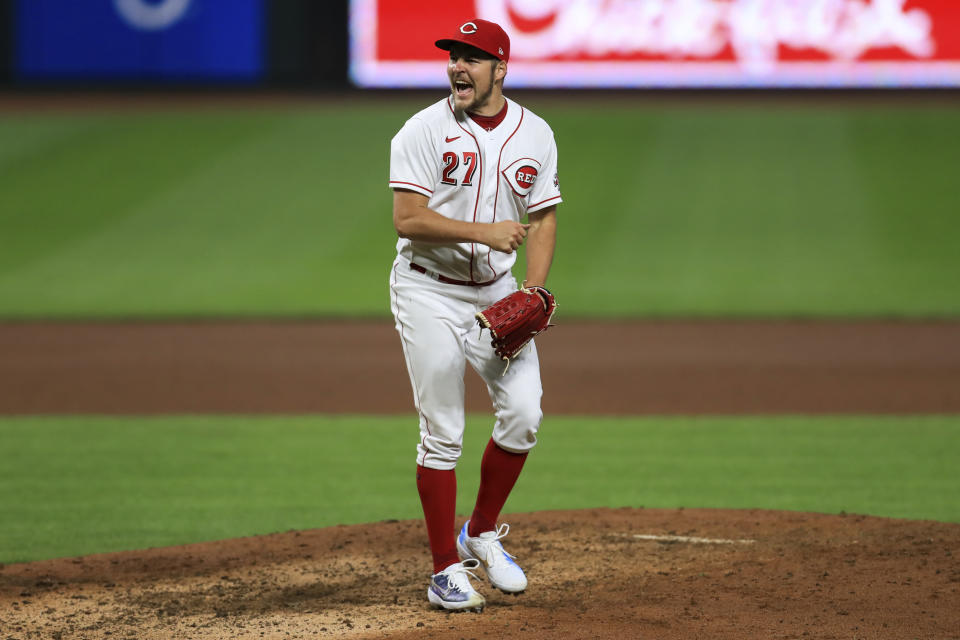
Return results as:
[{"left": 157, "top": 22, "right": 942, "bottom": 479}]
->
[{"left": 476, "top": 285, "right": 557, "bottom": 373}]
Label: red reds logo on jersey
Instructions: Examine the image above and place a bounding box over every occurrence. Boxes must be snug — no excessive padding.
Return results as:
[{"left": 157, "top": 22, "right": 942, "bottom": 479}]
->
[
  {"left": 502, "top": 158, "right": 542, "bottom": 197},
  {"left": 515, "top": 166, "right": 538, "bottom": 187}
]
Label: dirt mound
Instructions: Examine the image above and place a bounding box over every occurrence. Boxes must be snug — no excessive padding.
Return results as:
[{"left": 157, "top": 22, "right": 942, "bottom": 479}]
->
[{"left": 2, "top": 508, "right": 958, "bottom": 639}]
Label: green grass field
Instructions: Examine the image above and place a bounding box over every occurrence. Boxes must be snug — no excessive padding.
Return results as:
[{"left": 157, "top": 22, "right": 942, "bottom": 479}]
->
[
  {"left": 1, "top": 414, "right": 957, "bottom": 564},
  {"left": 1, "top": 96, "right": 958, "bottom": 318}
]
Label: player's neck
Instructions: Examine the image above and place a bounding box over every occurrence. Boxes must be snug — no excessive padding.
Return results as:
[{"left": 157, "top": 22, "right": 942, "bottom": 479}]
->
[
  {"left": 469, "top": 93, "right": 506, "bottom": 118},
  {"left": 468, "top": 98, "right": 508, "bottom": 131}
]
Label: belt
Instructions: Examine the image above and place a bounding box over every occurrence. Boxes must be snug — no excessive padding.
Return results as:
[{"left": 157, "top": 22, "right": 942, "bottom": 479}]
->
[{"left": 409, "top": 262, "right": 497, "bottom": 287}]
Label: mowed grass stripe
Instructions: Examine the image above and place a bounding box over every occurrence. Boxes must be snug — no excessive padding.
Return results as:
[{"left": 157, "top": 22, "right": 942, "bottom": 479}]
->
[
  {"left": 0, "top": 109, "right": 400, "bottom": 315},
  {"left": 1, "top": 101, "right": 958, "bottom": 317},
  {"left": 1, "top": 414, "right": 957, "bottom": 563},
  {"left": 553, "top": 109, "right": 878, "bottom": 314}
]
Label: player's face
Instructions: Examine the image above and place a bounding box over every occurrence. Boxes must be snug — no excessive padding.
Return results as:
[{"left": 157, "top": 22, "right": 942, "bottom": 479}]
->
[{"left": 448, "top": 46, "right": 501, "bottom": 115}]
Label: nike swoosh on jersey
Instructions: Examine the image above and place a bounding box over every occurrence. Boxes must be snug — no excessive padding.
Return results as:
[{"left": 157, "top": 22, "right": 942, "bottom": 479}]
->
[{"left": 445, "top": 136, "right": 461, "bottom": 143}]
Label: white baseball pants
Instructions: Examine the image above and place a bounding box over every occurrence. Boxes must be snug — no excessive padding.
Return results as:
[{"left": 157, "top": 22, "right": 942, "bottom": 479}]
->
[{"left": 389, "top": 256, "right": 544, "bottom": 470}]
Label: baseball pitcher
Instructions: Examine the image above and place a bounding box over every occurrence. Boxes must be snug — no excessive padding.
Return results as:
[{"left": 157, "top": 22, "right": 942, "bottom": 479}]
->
[{"left": 388, "top": 19, "right": 562, "bottom": 612}]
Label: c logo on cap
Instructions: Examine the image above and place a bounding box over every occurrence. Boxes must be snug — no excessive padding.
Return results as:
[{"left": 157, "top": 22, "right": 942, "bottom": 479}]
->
[{"left": 460, "top": 22, "right": 478, "bottom": 34}]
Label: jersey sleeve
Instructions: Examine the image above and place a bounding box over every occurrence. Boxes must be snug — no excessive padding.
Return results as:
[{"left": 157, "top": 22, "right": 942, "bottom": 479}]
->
[
  {"left": 389, "top": 117, "right": 437, "bottom": 198},
  {"left": 526, "top": 129, "right": 562, "bottom": 214}
]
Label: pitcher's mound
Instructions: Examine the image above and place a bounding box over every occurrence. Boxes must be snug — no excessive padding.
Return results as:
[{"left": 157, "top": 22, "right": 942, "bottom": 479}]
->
[{"left": 2, "top": 508, "right": 958, "bottom": 639}]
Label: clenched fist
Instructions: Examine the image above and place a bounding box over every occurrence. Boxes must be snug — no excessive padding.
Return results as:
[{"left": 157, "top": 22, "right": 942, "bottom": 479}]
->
[{"left": 485, "top": 221, "right": 530, "bottom": 253}]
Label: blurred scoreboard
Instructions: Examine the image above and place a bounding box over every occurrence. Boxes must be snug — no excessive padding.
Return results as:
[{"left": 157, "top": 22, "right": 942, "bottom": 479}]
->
[
  {"left": 16, "top": 0, "right": 263, "bottom": 81},
  {"left": 350, "top": 0, "right": 960, "bottom": 88}
]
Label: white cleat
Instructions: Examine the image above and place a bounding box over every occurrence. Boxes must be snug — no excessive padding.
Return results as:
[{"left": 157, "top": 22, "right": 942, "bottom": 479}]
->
[
  {"left": 457, "top": 521, "right": 528, "bottom": 593},
  {"left": 427, "top": 559, "right": 486, "bottom": 612}
]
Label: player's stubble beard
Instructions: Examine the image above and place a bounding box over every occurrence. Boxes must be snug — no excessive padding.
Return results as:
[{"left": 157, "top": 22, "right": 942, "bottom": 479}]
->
[{"left": 451, "top": 65, "right": 498, "bottom": 119}]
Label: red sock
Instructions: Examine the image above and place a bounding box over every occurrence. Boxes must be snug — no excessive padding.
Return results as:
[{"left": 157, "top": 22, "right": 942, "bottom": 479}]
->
[
  {"left": 468, "top": 439, "right": 528, "bottom": 537},
  {"left": 416, "top": 465, "right": 460, "bottom": 574}
]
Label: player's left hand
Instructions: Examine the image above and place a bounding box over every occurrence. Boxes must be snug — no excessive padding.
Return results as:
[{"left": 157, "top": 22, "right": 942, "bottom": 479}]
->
[{"left": 476, "top": 286, "right": 557, "bottom": 368}]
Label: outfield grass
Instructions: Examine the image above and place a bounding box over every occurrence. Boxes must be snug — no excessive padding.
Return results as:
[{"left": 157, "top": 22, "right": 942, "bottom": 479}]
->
[
  {"left": 1, "top": 414, "right": 957, "bottom": 564},
  {"left": 1, "top": 97, "right": 958, "bottom": 318}
]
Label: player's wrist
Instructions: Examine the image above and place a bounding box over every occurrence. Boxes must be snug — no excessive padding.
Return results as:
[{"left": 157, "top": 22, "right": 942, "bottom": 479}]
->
[{"left": 475, "top": 222, "right": 495, "bottom": 247}]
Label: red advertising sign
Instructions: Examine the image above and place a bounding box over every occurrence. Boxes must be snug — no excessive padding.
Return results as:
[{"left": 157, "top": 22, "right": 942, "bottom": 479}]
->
[{"left": 350, "top": 0, "right": 960, "bottom": 87}]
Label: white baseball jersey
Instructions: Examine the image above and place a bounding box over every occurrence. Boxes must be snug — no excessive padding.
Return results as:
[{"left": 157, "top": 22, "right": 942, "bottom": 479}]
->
[{"left": 389, "top": 96, "right": 562, "bottom": 283}]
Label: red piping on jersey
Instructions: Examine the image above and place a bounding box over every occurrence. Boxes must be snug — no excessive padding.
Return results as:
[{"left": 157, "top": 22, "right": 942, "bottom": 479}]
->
[
  {"left": 390, "top": 181, "right": 434, "bottom": 194},
  {"left": 528, "top": 194, "right": 562, "bottom": 209},
  {"left": 488, "top": 106, "right": 525, "bottom": 278},
  {"left": 447, "top": 96, "right": 483, "bottom": 282}
]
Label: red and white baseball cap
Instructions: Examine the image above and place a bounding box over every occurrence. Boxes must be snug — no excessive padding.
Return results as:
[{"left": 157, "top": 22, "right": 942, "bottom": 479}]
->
[{"left": 435, "top": 19, "right": 510, "bottom": 62}]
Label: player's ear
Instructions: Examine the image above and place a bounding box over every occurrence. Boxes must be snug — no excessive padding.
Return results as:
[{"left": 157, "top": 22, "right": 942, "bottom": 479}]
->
[{"left": 495, "top": 60, "right": 507, "bottom": 83}]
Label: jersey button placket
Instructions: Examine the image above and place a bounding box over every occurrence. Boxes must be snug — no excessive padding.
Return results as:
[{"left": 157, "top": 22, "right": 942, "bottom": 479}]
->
[
  {"left": 478, "top": 135, "right": 499, "bottom": 284},
  {"left": 484, "top": 136, "right": 500, "bottom": 223}
]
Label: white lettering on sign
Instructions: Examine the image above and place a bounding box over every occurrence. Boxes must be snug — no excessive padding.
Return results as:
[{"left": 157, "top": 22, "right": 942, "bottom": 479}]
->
[
  {"left": 477, "top": 0, "right": 934, "bottom": 72},
  {"left": 114, "top": 0, "right": 191, "bottom": 31}
]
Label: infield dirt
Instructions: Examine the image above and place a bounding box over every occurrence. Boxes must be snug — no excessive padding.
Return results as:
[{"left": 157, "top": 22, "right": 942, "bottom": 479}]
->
[
  {"left": 2, "top": 319, "right": 959, "bottom": 639},
  {"left": 3, "top": 319, "right": 960, "bottom": 415}
]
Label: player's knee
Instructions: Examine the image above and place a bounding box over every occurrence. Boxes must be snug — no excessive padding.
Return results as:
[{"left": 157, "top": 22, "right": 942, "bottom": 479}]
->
[
  {"left": 495, "top": 403, "right": 542, "bottom": 452},
  {"left": 495, "top": 429, "right": 538, "bottom": 454},
  {"left": 514, "top": 404, "right": 543, "bottom": 433},
  {"left": 504, "top": 394, "right": 542, "bottom": 427}
]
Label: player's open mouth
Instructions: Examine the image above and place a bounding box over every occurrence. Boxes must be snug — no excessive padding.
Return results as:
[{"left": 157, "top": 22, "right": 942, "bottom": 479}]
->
[{"left": 454, "top": 80, "right": 473, "bottom": 98}]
